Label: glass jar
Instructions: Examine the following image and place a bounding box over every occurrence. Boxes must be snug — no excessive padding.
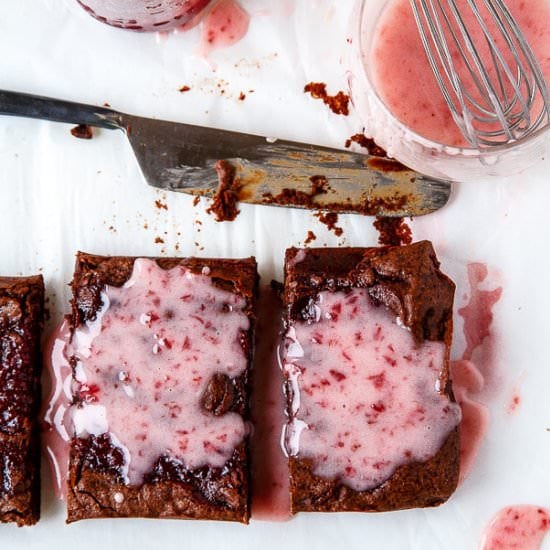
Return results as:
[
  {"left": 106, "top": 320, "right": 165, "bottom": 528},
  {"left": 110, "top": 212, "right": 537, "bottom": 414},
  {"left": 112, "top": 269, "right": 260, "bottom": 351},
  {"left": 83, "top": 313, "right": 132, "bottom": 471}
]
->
[{"left": 76, "top": 0, "right": 213, "bottom": 32}]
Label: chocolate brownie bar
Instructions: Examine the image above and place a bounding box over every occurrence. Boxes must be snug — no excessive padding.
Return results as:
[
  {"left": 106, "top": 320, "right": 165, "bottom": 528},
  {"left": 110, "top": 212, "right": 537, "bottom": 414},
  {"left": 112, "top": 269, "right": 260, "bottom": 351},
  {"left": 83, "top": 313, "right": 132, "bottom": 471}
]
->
[
  {"left": 66, "top": 253, "right": 257, "bottom": 523},
  {"left": 281, "top": 241, "right": 460, "bottom": 513},
  {"left": 0, "top": 275, "right": 44, "bottom": 526}
]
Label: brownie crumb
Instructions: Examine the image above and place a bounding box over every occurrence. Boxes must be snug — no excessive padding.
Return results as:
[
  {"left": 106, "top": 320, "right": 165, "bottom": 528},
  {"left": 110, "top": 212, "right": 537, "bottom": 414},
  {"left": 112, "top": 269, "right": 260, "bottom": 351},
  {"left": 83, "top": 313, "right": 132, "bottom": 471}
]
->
[
  {"left": 304, "top": 230, "right": 317, "bottom": 245},
  {"left": 179, "top": 85, "right": 191, "bottom": 93},
  {"left": 192, "top": 196, "right": 201, "bottom": 207},
  {"left": 154, "top": 200, "right": 168, "bottom": 211},
  {"left": 238, "top": 92, "right": 246, "bottom": 101},
  {"left": 344, "top": 134, "right": 387, "bottom": 157},
  {"left": 206, "top": 160, "right": 241, "bottom": 222},
  {"left": 314, "top": 212, "right": 343, "bottom": 237},
  {"left": 373, "top": 217, "right": 413, "bottom": 246},
  {"left": 154, "top": 237, "right": 165, "bottom": 244},
  {"left": 304, "top": 82, "right": 350, "bottom": 116},
  {"left": 71, "top": 124, "right": 93, "bottom": 140}
]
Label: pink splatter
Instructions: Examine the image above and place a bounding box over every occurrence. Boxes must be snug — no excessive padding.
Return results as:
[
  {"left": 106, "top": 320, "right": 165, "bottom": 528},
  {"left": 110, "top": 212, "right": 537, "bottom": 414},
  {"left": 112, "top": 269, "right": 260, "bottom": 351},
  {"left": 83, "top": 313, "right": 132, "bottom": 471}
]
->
[
  {"left": 507, "top": 393, "right": 522, "bottom": 415},
  {"left": 199, "top": 0, "right": 250, "bottom": 56},
  {"left": 249, "top": 284, "right": 290, "bottom": 521},
  {"left": 458, "top": 263, "right": 503, "bottom": 383},
  {"left": 481, "top": 506, "right": 550, "bottom": 549},
  {"left": 451, "top": 262, "right": 502, "bottom": 482}
]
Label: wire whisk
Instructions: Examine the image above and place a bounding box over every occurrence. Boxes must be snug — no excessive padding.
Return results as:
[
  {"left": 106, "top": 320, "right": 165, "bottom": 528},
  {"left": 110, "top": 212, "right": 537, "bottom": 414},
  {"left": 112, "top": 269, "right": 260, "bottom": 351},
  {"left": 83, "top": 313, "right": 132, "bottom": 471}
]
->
[{"left": 410, "top": 0, "right": 550, "bottom": 147}]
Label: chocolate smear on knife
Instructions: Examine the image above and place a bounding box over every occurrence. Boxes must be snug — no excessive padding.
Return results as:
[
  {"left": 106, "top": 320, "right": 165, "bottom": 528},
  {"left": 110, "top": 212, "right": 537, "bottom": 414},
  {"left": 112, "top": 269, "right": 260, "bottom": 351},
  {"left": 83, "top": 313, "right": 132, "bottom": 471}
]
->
[{"left": 206, "top": 160, "right": 241, "bottom": 222}]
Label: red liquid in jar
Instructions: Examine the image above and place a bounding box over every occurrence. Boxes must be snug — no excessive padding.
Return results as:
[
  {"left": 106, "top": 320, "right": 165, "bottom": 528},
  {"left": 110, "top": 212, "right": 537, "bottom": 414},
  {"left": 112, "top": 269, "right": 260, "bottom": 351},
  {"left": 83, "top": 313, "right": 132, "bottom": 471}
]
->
[
  {"left": 76, "top": 0, "right": 213, "bottom": 31},
  {"left": 369, "top": 0, "right": 550, "bottom": 147}
]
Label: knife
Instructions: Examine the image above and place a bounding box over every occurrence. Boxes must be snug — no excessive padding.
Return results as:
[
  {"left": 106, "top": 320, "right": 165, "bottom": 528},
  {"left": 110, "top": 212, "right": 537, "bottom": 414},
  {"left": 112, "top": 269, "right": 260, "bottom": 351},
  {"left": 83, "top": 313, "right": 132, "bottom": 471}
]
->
[{"left": 0, "top": 90, "right": 451, "bottom": 217}]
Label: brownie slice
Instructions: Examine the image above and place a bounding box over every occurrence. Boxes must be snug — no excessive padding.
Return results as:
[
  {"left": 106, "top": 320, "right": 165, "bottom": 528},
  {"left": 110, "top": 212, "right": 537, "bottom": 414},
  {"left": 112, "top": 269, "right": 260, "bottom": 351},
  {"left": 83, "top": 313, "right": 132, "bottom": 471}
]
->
[
  {"left": 282, "top": 241, "right": 460, "bottom": 513},
  {"left": 66, "top": 253, "right": 257, "bottom": 523},
  {"left": 0, "top": 275, "right": 44, "bottom": 526}
]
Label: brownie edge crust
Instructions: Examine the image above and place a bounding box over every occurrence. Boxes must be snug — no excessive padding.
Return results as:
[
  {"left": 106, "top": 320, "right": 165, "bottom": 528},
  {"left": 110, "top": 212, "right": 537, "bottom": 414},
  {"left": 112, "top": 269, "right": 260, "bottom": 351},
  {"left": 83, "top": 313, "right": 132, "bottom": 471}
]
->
[
  {"left": 283, "top": 241, "right": 460, "bottom": 513},
  {"left": 0, "top": 275, "right": 44, "bottom": 526},
  {"left": 67, "top": 253, "right": 258, "bottom": 523}
]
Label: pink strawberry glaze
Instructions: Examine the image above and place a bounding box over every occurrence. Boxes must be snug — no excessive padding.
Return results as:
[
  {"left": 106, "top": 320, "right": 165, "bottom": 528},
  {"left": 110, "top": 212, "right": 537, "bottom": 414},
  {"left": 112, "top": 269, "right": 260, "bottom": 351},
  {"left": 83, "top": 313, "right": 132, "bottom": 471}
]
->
[
  {"left": 459, "top": 263, "right": 503, "bottom": 371},
  {"left": 481, "top": 506, "right": 550, "bottom": 550},
  {"left": 199, "top": 0, "right": 250, "bottom": 56},
  {"left": 282, "top": 288, "right": 461, "bottom": 491},
  {"left": 369, "top": 0, "right": 550, "bottom": 147},
  {"left": 451, "top": 263, "right": 502, "bottom": 483},
  {"left": 69, "top": 259, "right": 249, "bottom": 485},
  {"left": 250, "top": 285, "right": 290, "bottom": 521},
  {"left": 450, "top": 359, "right": 489, "bottom": 483},
  {"left": 42, "top": 319, "right": 73, "bottom": 500}
]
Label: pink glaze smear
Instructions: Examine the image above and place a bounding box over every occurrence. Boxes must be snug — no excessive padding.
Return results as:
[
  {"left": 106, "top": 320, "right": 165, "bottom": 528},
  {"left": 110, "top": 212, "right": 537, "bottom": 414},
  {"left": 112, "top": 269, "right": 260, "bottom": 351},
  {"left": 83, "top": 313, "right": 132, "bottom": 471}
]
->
[
  {"left": 450, "top": 359, "right": 489, "bottom": 483},
  {"left": 42, "top": 319, "right": 73, "bottom": 499},
  {"left": 450, "top": 262, "right": 502, "bottom": 483},
  {"left": 369, "top": 0, "right": 550, "bottom": 147},
  {"left": 481, "top": 506, "right": 550, "bottom": 550},
  {"left": 47, "top": 258, "right": 249, "bottom": 487},
  {"left": 250, "top": 285, "right": 290, "bottom": 521},
  {"left": 199, "top": 0, "right": 250, "bottom": 55},
  {"left": 282, "top": 288, "right": 461, "bottom": 491}
]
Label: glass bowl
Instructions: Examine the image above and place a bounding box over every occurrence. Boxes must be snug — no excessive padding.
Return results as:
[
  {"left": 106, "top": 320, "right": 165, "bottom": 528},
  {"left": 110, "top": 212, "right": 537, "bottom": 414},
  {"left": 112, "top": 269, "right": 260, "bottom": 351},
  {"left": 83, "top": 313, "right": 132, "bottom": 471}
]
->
[
  {"left": 76, "top": 0, "right": 213, "bottom": 32},
  {"left": 346, "top": 0, "right": 550, "bottom": 182}
]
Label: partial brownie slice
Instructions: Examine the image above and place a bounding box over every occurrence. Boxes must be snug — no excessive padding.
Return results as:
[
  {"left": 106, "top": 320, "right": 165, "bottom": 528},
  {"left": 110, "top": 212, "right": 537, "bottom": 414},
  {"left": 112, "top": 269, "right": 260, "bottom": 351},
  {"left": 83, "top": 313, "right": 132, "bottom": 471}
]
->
[
  {"left": 281, "top": 241, "right": 460, "bottom": 513},
  {"left": 0, "top": 275, "right": 44, "bottom": 526},
  {"left": 66, "top": 253, "right": 257, "bottom": 523}
]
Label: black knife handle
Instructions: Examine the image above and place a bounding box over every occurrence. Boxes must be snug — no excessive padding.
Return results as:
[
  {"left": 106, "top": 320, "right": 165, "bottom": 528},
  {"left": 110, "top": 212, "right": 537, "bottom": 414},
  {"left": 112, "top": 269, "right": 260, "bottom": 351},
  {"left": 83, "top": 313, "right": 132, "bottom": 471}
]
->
[{"left": 0, "top": 90, "right": 125, "bottom": 130}]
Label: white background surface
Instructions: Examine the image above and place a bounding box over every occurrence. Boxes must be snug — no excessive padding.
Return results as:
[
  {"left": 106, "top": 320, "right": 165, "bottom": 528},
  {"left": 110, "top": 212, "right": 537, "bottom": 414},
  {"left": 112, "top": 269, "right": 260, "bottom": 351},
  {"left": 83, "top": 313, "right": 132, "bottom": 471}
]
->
[{"left": 0, "top": 1, "right": 549, "bottom": 548}]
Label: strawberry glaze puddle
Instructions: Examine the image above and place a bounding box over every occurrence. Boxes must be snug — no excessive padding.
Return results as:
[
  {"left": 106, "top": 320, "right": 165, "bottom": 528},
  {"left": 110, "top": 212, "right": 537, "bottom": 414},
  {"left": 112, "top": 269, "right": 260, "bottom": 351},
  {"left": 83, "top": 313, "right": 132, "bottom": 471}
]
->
[
  {"left": 198, "top": 0, "right": 250, "bottom": 56},
  {"left": 282, "top": 288, "right": 460, "bottom": 491},
  {"left": 450, "top": 262, "right": 503, "bottom": 482},
  {"left": 46, "top": 259, "right": 250, "bottom": 488},
  {"left": 450, "top": 359, "right": 489, "bottom": 483},
  {"left": 481, "top": 506, "right": 550, "bottom": 550},
  {"left": 250, "top": 284, "right": 290, "bottom": 521}
]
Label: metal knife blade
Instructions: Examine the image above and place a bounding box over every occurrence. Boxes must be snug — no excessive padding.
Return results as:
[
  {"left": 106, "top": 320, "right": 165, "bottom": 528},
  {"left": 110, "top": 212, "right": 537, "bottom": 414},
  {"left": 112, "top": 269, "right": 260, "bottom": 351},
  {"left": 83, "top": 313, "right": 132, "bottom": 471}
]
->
[
  {"left": 123, "top": 114, "right": 451, "bottom": 217},
  {"left": 0, "top": 90, "right": 452, "bottom": 217}
]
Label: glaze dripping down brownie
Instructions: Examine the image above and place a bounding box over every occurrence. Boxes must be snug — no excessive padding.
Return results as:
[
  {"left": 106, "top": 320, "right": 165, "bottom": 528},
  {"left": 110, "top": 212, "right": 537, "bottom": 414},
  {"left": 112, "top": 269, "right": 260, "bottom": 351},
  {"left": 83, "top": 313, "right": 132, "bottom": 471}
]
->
[
  {"left": 0, "top": 275, "right": 44, "bottom": 526},
  {"left": 281, "top": 241, "right": 461, "bottom": 513},
  {"left": 66, "top": 253, "right": 257, "bottom": 523}
]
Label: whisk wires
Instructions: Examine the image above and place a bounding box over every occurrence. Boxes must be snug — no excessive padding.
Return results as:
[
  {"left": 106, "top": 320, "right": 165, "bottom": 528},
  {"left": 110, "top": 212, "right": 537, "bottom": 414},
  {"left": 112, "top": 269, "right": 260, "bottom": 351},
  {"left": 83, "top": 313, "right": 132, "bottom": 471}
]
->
[{"left": 410, "top": 0, "right": 550, "bottom": 147}]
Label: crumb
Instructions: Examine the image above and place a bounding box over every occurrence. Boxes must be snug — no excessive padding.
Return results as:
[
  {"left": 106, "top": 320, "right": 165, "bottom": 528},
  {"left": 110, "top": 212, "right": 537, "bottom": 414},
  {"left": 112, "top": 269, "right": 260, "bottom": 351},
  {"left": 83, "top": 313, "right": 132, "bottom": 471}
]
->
[
  {"left": 304, "top": 230, "right": 317, "bottom": 245},
  {"left": 103, "top": 102, "right": 111, "bottom": 107},
  {"left": 314, "top": 211, "right": 343, "bottom": 237},
  {"left": 373, "top": 217, "right": 412, "bottom": 246},
  {"left": 179, "top": 85, "right": 191, "bottom": 93},
  {"left": 238, "top": 91, "right": 246, "bottom": 101},
  {"left": 154, "top": 200, "right": 168, "bottom": 210},
  {"left": 154, "top": 237, "right": 165, "bottom": 244},
  {"left": 143, "top": 223, "right": 149, "bottom": 230},
  {"left": 193, "top": 196, "right": 201, "bottom": 207},
  {"left": 345, "top": 133, "right": 387, "bottom": 157},
  {"left": 71, "top": 124, "right": 93, "bottom": 139},
  {"left": 304, "top": 82, "right": 350, "bottom": 116}
]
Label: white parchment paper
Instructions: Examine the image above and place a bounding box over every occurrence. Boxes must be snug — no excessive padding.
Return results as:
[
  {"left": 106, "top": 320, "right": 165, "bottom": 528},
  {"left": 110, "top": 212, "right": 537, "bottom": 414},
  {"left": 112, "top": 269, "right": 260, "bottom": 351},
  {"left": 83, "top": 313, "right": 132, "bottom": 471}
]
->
[{"left": 0, "top": 1, "right": 549, "bottom": 548}]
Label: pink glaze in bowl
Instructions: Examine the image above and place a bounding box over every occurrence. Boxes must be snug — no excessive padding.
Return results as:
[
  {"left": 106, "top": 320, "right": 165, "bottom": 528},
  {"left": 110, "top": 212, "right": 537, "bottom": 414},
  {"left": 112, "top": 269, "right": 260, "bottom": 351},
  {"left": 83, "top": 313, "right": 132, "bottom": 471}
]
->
[{"left": 346, "top": 0, "right": 550, "bottom": 182}]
